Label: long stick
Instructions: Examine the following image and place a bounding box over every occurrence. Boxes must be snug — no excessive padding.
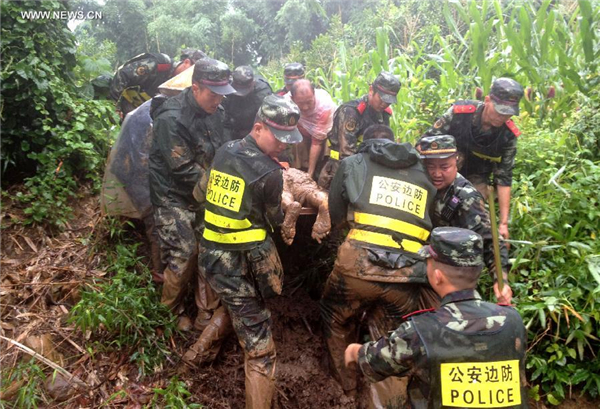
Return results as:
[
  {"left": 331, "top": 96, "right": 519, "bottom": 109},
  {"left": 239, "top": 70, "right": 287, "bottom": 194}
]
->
[
  {"left": 487, "top": 186, "right": 504, "bottom": 292},
  {"left": 0, "top": 335, "right": 88, "bottom": 389}
]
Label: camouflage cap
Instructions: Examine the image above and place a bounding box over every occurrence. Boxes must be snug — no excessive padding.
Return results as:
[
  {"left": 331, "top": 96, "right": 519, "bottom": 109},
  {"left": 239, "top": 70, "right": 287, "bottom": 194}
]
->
[
  {"left": 232, "top": 66, "right": 255, "bottom": 97},
  {"left": 257, "top": 94, "right": 302, "bottom": 144},
  {"left": 490, "top": 77, "right": 524, "bottom": 116},
  {"left": 416, "top": 135, "right": 457, "bottom": 159},
  {"left": 283, "top": 62, "right": 305, "bottom": 85},
  {"left": 180, "top": 48, "right": 207, "bottom": 63},
  {"left": 192, "top": 58, "right": 235, "bottom": 95},
  {"left": 419, "top": 227, "right": 484, "bottom": 268},
  {"left": 372, "top": 71, "right": 401, "bottom": 104}
]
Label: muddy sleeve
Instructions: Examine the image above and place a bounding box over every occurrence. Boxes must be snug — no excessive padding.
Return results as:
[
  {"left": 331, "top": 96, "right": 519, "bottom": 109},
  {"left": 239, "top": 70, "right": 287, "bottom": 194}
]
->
[
  {"left": 328, "top": 159, "right": 349, "bottom": 226},
  {"left": 153, "top": 115, "right": 202, "bottom": 192},
  {"left": 493, "top": 136, "right": 517, "bottom": 186},
  {"left": 357, "top": 322, "right": 422, "bottom": 383},
  {"left": 337, "top": 107, "right": 362, "bottom": 159},
  {"left": 260, "top": 169, "right": 285, "bottom": 228}
]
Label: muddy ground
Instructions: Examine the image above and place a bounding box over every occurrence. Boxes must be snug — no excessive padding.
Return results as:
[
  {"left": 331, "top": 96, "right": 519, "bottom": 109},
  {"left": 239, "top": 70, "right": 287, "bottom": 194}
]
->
[{"left": 1, "top": 190, "right": 598, "bottom": 408}]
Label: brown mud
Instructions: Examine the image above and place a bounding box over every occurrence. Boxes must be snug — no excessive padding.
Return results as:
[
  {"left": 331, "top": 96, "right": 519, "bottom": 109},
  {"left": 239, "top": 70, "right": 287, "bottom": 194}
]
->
[{"left": 1, "top": 190, "right": 598, "bottom": 408}]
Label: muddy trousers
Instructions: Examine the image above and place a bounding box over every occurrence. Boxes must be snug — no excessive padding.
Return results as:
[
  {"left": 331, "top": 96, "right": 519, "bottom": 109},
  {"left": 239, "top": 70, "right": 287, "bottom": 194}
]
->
[
  {"left": 203, "top": 250, "right": 277, "bottom": 409},
  {"left": 320, "top": 241, "right": 432, "bottom": 397},
  {"left": 154, "top": 206, "right": 219, "bottom": 326},
  {"left": 142, "top": 213, "right": 164, "bottom": 279}
]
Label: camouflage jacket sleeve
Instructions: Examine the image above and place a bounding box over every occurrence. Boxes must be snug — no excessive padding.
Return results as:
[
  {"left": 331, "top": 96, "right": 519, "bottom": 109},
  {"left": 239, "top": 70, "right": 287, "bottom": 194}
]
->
[
  {"left": 422, "top": 106, "right": 454, "bottom": 137},
  {"left": 153, "top": 114, "right": 202, "bottom": 194},
  {"left": 337, "top": 106, "right": 362, "bottom": 159},
  {"left": 493, "top": 135, "right": 517, "bottom": 186},
  {"left": 456, "top": 186, "right": 509, "bottom": 273},
  {"left": 357, "top": 321, "right": 423, "bottom": 383}
]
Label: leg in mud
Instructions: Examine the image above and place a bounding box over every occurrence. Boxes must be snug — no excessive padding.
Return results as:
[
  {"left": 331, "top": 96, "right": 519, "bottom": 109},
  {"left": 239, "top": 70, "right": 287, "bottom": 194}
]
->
[{"left": 280, "top": 189, "right": 302, "bottom": 246}]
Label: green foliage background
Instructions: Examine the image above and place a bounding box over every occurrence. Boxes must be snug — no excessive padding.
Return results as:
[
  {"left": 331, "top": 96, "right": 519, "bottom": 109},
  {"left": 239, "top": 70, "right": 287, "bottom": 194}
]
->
[{"left": 1, "top": 0, "right": 599, "bottom": 406}]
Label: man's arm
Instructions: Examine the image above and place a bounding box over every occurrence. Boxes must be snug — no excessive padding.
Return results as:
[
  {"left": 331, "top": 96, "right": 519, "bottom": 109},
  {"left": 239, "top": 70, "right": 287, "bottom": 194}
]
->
[
  {"left": 153, "top": 116, "right": 202, "bottom": 192},
  {"left": 494, "top": 137, "right": 517, "bottom": 240},
  {"left": 337, "top": 107, "right": 362, "bottom": 159},
  {"left": 345, "top": 322, "right": 422, "bottom": 383},
  {"left": 307, "top": 138, "right": 325, "bottom": 179},
  {"left": 261, "top": 169, "right": 285, "bottom": 229}
]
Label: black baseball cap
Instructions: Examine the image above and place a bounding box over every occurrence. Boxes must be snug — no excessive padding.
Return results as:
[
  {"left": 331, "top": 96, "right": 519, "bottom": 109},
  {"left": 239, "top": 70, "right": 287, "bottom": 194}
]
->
[
  {"left": 232, "top": 66, "right": 255, "bottom": 97},
  {"left": 283, "top": 63, "right": 305, "bottom": 85},
  {"left": 372, "top": 71, "right": 400, "bottom": 104}
]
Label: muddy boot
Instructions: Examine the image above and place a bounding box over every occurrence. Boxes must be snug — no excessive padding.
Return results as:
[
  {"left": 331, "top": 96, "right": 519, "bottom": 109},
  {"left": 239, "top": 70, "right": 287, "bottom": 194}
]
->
[
  {"left": 161, "top": 263, "right": 193, "bottom": 313},
  {"left": 183, "top": 306, "right": 233, "bottom": 365},
  {"left": 194, "top": 247, "right": 220, "bottom": 331},
  {"left": 245, "top": 351, "right": 276, "bottom": 409}
]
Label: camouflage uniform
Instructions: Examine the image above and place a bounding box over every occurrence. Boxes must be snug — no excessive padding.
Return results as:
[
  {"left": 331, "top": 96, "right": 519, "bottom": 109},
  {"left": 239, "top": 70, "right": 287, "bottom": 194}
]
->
[
  {"left": 110, "top": 53, "right": 174, "bottom": 117},
  {"left": 423, "top": 78, "right": 524, "bottom": 190},
  {"left": 149, "top": 59, "right": 235, "bottom": 326},
  {"left": 317, "top": 72, "right": 400, "bottom": 190},
  {"left": 321, "top": 138, "right": 437, "bottom": 395},
  {"left": 357, "top": 228, "right": 527, "bottom": 408},
  {"left": 201, "top": 95, "right": 302, "bottom": 409},
  {"left": 222, "top": 66, "right": 273, "bottom": 141},
  {"left": 274, "top": 62, "right": 304, "bottom": 96},
  {"left": 416, "top": 135, "right": 509, "bottom": 279}
]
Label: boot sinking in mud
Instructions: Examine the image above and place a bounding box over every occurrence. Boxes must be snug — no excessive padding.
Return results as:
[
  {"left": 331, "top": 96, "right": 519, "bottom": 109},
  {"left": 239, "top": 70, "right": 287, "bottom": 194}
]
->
[
  {"left": 280, "top": 167, "right": 331, "bottom": 245},
  {"left": 183, "top": 306, "right": 233, "bottom": 366}
]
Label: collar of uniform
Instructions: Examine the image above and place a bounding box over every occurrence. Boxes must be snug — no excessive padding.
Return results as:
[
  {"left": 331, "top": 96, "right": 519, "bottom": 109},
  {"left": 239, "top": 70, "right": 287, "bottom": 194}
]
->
[
  {"left": 183, "top": 87, "right": 210, "bottom": 118},
  {"left": 440, "top": 288, "right": 481, "bottom": 306}
]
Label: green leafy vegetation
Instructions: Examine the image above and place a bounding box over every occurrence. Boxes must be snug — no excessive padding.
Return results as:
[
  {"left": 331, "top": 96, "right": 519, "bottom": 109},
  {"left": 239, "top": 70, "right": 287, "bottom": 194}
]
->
[
  {"left": 0, "top": 362, "right": 48, "bottom": 408},
  {"left": 149, "top": 376, "right": 202, "bottom": 408},
  {"left": 69, "top": 238, "right": 177, "bottom": 376}
]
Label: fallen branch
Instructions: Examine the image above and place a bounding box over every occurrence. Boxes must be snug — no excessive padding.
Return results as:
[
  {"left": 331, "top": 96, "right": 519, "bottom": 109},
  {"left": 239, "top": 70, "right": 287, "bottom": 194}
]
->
[{"left": 0, "top": 335, "right": 88, "bottom": 389}]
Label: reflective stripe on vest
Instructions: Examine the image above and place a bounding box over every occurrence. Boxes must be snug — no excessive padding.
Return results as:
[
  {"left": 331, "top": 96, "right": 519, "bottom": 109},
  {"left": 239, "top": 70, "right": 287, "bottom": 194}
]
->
[
  {"left": 471, "top": 150, "right": 502, "bottom": 163},
  {"left": 348, "top": 228, "right": 423, "bottom": 253},
  {"left": 354, "top": 212, "right": 430, "bottom": 242},
  {"left": 204, "top": 209, "right": 252, "bottom": 230},
  {"left": 203, "top": 227, "right": 267, "bottom": 244}
]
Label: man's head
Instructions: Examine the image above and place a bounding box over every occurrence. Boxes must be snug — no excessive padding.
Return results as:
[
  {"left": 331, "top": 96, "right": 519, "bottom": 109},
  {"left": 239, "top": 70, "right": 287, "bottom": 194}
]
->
[
  {"left": 173, "top": 48, "right": 207, "bottom": 76},
  {"left": 232, "top": 66, "right": 255, "bottom": 97},
  {"left": 252, "top": 94, "right": 302, "bottom": 158},
  {"left": 290, "top": 79, "right": 316, "bottom": 115},
  {"left": 191, "top": 58, "right": 235, "bottom": 114},
  {"left": 482, "top": 77, "right": 524, "bottom": 127},
  {"left": 416, "top": 135, "right": 458, "bottom": 191},
  {"left": 283, "top": 62, "right": 305, "bottom": 91},
  {"left": 368, "top": 71, "right": 400, "bottom": 112},
  {"left": 363, "top": 124, "right": 394, "bottom": 142},
  {"left": 419, "top": 227, "right": 484, "bottom": 295}
]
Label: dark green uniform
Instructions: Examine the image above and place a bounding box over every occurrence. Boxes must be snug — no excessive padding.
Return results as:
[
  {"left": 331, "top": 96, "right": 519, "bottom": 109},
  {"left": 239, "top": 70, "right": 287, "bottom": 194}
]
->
[
  {"left": 358, "top": 289, "right": 528, "bottom": 408},
  {"left": 222, "top": 78, "right": 272, "bottom": 141},
  {"left": 423, "top": 100, "right": 520, "bottom": 187},
  {"left": 317, "top": 96, "right": 392, "bottom": 189},
  {"left": 321, "top": 139, "right": 437, "bottom": 394},
  {"left": 110, "top": 53, "right": 173, "bottom": 117}
]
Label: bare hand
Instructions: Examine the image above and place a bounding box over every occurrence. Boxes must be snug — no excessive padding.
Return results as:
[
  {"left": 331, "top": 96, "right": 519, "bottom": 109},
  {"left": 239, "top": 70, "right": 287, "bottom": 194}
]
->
[
  {"left": 344, "top": 344, "right": 362, "bottom": 367},
  {"left": 499, "top": 222, "right": 509, "bottom": 241},
  {"left": 494, "top": 282, "right": 513, "bottom": 305}
]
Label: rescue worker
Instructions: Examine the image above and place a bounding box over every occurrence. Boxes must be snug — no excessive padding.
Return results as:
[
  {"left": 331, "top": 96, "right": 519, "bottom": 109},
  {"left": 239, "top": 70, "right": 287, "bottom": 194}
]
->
[
  {"left": 345, "top": 227, "right": 528, "bottom": 408},
  {"left": 320, "top": 124, "right": 437, "bottom": 398},
  {"left": 422, "top": 78, "right": 525, "bottom": 241},
  {"left": 222, "top": 66, "right": 273, "bottom": 141},
  {"left": 110, "top": 48, "right": 206, "bottom": 119},
  {"left": 274, "top": 62, "right": 305, "bottom": 96},
  {"left": 416, "top": 134, "right": 513, "bottom": 304},
  {"left": 317, "top": 71, "right": 400, "bottom": 190},
  {"left": 200, "top": 95, "right": 302, "bottom": 408},
  {"left": 149, "top": 57, "right": 235, "bottom": 330}
]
